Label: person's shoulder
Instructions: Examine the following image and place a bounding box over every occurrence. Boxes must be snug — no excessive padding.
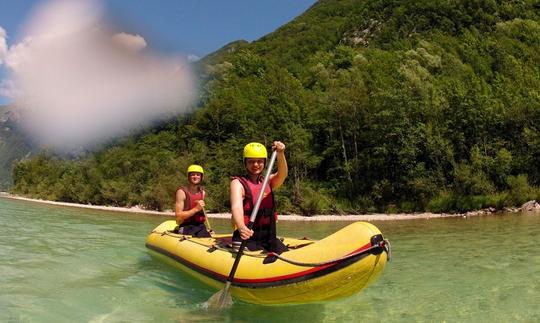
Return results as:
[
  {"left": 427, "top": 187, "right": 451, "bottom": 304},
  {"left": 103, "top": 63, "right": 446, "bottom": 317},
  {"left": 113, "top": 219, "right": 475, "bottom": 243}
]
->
[
  {"left": 176, "top": 187, "right": 187, "bottom": 197},
  {"left": 230, "top": 178, "right": 245, "bottom": 190},
  {"left": 230, "top": 176, "right": 244, "bottom": 184}
]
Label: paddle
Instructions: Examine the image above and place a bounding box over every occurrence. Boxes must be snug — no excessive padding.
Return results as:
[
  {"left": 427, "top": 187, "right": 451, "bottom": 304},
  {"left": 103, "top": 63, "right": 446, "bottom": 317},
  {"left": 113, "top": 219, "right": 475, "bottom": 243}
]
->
[
  {"left": 202, "top": 206, "right": 213, "bottom": 234},
  {"left": 206, "top": 149, "right": 278, "bottom": 310}
]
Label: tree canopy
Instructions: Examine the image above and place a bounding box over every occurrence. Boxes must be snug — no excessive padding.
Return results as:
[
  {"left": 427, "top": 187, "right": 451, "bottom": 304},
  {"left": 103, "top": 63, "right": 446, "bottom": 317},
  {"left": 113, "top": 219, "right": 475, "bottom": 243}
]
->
[{"left": 11, "top": 0, "right": 540, "bottom": 214}]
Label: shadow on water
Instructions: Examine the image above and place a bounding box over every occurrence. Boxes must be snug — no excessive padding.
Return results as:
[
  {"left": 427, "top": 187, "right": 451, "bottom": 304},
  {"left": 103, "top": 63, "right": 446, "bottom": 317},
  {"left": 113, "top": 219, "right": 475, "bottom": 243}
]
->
[
  {"left": 226, "top": 302, "right": 326, "bottom": 323},
  {"left": 140, "top": 248, "right": 328, "bottom": 322},
  {"left": 139, "top": 251, "right": 216, "bottom": 300},
  {"left": 171, "top": 300, "right": 328, "bottom": 323}
]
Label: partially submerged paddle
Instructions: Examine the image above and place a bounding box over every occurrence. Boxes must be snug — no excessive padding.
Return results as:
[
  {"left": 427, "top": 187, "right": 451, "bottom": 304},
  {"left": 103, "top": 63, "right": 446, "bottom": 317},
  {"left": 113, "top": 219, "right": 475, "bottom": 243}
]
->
[{"left": 206, "top": 149, "right": 278, "bottom": 310}]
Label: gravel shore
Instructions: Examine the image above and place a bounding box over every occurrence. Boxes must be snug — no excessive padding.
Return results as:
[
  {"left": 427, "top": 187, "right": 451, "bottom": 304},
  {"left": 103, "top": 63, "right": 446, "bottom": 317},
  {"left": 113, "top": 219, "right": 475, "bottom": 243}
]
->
[{"left": 0, "top": 192, "right": 520, "bottom": 221}]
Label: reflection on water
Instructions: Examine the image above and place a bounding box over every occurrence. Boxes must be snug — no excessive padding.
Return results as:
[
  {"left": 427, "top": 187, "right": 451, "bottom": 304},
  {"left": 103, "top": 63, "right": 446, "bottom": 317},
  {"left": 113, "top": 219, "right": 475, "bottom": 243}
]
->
[{"left": 1, "top": 197, "right": 539, "bottom": 322}]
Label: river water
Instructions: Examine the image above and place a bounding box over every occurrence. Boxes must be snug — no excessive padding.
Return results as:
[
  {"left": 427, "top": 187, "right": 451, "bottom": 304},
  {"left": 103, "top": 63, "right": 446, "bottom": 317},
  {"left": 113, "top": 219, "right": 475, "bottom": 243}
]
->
[{"left": 1, "top": 197, "right": 539, "bottom": 322}]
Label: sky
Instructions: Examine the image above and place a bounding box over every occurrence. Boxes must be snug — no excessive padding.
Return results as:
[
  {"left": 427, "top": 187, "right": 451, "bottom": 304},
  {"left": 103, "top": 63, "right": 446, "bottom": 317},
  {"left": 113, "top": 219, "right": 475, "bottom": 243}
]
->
[
  {"left": 0, "top": 0, "right": 317, "bottom": 106},
  {"left": 0, "top": 0, "right": 316, "bottom": 150}
]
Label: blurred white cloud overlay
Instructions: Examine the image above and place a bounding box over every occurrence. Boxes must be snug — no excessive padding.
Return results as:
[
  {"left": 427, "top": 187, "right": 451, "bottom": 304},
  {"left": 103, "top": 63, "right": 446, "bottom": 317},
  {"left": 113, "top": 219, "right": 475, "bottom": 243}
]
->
[
  {"left": 0, "top": 27, "right": 7, "bottom": 64},
  {"left": 3, "top": 0, "right": 196, "bottom": 149}
]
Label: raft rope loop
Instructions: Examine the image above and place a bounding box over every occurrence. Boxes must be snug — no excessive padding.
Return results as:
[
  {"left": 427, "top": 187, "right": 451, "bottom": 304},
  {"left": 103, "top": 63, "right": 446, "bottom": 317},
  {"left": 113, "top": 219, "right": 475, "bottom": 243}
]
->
[
  {"left": 267, "top": 239, "right": 391, "bottom": 267},
  {"left": 152, "top": 230, "right": 191, "bottom": 242},
  {"left": 383, "top": 239, "right": 391, "bottom": 261},
  {"left": 152, "top": 230, "right": 236, "bottom": 251},
  {"left": 151, "top": 230, "right": 392, "bottom": 263}
]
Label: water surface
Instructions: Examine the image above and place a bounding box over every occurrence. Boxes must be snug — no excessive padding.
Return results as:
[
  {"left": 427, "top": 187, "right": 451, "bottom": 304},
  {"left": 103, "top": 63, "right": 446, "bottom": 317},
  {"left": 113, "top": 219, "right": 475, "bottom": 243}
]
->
[{"left": 1, "top": 197, "right": 539, "bottom": 322}]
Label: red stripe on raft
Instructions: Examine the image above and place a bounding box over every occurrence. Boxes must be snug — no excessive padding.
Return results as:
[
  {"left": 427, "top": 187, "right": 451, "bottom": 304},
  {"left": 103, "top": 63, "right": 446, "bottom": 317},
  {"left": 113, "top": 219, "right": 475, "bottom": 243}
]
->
[
  {"left": 150, "top": 238, "right": 373, "bottom": 285},
  {"left": 231, "top": 241, "right": 373, "bottom": 284}
]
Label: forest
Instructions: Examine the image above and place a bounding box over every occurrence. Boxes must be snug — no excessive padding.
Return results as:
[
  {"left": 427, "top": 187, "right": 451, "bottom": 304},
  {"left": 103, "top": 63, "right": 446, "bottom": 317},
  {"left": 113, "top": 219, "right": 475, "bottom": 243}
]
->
[{"left": 11, "top": 0, "right": 540, "bottom": 214}]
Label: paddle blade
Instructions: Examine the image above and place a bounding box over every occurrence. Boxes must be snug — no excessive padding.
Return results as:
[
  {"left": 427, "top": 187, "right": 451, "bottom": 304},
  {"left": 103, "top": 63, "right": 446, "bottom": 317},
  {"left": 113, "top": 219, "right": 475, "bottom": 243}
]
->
[{"left": 205, "top": 282, "right": 233, "bottom": 310}]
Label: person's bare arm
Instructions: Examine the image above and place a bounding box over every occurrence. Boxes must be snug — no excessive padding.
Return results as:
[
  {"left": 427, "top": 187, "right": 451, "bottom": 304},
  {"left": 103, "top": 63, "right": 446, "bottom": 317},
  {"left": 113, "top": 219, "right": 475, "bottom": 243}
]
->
[
  {"left": 270, "top": 141, "right": 288, "bottom": 189},
  {"left": 230, "top": 179, "right": 253, "bottom": 240},
  {"left": 175, "top": 189, "right": 204, "bottom": 224}
]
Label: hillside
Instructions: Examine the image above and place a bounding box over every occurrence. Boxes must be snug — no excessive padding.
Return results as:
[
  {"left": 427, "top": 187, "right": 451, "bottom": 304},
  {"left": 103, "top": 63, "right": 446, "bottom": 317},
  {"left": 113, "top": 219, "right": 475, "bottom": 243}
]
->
[
  {"left": 10, "top": 0, "right": 540, "bottom": 214},
  {"left": 0, "top": 104, "right": 35, "bottom": 190}
]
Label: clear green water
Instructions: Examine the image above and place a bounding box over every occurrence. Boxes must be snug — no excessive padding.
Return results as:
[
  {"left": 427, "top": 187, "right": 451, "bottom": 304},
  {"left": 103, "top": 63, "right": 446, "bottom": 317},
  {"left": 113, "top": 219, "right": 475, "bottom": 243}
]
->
[{"left": 1, "top": 197, "right": 539, "bottom": 322}]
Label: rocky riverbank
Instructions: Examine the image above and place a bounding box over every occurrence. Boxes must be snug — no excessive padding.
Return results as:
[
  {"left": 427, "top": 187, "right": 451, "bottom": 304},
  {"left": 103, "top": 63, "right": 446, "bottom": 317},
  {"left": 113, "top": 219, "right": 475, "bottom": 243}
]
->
[{"left": 1, "top": 192, "right": 538, "bottom": 221}]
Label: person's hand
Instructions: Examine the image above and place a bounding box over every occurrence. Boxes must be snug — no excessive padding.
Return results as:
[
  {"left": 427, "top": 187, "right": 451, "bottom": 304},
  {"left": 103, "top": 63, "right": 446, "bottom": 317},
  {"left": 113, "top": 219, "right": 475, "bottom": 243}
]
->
[
  {"left": 238, "top": 225, "right": 254, "bottom": 240},
  {"left": 272, "top": 141, "right": 285, "bottom": 153},
  {"left": 195, "top": 200, "right": 205, "bottom": 211}
]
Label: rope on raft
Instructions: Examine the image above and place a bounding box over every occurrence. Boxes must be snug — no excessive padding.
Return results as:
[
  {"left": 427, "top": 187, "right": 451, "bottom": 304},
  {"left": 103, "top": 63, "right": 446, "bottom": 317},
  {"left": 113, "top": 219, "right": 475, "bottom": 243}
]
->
[
  {"left": 267, "top": 239, "right": 391, "bottom": 267},
  {"left": 151, "top": 230, "right": 392, "bottom": 264}
]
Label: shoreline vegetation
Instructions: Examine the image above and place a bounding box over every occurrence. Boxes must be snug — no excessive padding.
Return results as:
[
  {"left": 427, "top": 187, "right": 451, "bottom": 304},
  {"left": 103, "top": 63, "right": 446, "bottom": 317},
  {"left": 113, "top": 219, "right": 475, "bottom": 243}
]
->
[{"left": 2, "top": 191, "right": 537, "bottom": 221}]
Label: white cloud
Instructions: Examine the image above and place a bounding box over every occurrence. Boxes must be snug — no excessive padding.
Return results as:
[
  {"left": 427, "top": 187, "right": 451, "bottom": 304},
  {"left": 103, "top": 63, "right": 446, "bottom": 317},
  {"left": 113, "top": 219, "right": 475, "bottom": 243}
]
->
[
  {"left": 112, "top": 32, "right": 147, "bottom": 52},
  {"left": 3, "top": 36, "right": 34, "bottom": 72},
  {"left": 187, "top": 54, "right": 201, "bottom": 62},
  {"left": 0, "top": 79, "right": 22, "bottom": 99},
  {"left": 4, "top": 0, "right": 196, "bottom": 150},
  {"left": 0, "top": 26, "right": 8, "bottom": 64}
]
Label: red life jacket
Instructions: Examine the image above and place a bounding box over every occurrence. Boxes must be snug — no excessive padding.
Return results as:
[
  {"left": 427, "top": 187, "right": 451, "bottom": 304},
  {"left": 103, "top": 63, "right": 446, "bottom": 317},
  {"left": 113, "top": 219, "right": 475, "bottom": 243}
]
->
[
  {"left": 233, "top": 175, "right": 277, "bottom": 229},
  {"left": 179, "top": 186, "right": 205, "bottom": 225}
]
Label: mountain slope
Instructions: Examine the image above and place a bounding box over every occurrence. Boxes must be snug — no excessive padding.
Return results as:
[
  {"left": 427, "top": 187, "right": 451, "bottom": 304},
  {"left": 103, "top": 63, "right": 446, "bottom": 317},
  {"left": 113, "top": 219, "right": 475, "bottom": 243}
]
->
[
  {"left": 10, "top": 0, "right": 540, "bottom": 213},
  {"left": 0, "top": 104, "right": 35, "bottom": 190}
]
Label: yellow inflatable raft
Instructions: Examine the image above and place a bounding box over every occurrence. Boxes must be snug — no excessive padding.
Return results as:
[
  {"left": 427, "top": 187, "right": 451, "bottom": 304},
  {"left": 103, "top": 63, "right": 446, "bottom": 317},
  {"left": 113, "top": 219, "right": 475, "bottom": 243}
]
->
[{"left": 145, "top": 220, "right": 390, "bottom": 305}]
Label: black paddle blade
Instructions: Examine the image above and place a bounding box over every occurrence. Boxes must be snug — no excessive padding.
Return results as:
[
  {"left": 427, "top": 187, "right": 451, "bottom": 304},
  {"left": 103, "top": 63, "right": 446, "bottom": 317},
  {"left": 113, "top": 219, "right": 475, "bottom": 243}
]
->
[{"left": 205, "top": 282, "right": 233, "bottom": 310}]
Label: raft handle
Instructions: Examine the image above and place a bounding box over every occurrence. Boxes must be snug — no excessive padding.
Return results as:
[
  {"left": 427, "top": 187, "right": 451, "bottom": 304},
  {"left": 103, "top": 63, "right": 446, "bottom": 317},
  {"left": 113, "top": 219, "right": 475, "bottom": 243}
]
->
[
  {"left": 267, "top": 238, "right": 391, "bottom": 267},
  {"left": 381, "top": 239, "right": 391, "bottom": 261}
]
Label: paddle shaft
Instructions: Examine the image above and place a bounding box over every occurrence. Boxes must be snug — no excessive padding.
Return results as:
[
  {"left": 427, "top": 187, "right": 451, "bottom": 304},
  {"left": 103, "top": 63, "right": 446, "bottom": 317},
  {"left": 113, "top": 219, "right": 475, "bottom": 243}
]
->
[
  {"left": 202, "top": 206, "right": 212, "bottom": 232},
  {"left": 225, "top": 150, "right": 278, "bottom": 283}
]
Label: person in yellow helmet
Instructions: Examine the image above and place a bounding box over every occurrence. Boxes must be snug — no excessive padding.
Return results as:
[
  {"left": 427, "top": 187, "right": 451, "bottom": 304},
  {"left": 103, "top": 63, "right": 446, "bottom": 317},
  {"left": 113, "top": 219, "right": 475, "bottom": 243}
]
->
[
  {"left": 230, "top": 141, "right": 288, "bottom": 253},
  {"left": 175, "top": 164, "right": 211, "bottom": 237}
]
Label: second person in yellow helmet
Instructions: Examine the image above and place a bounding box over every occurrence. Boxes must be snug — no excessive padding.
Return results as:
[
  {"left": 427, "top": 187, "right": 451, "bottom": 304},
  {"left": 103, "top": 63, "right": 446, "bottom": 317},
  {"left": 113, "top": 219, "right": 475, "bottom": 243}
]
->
[
  {"left": 175, "top": 164, "right": 211, "bottom": 237},
  {"left": 230, "top": 141, "right": 288, "bottom": 253}
]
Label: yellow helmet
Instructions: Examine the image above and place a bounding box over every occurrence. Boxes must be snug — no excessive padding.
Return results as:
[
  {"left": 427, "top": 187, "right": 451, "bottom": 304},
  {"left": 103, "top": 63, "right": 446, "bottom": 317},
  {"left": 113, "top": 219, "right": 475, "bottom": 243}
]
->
[
  {"left": 187, "top": 164, "right": 204, "bottom": 176},
  {"left": 243, "top": 142, "right": 267, "bottom": 159}
]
